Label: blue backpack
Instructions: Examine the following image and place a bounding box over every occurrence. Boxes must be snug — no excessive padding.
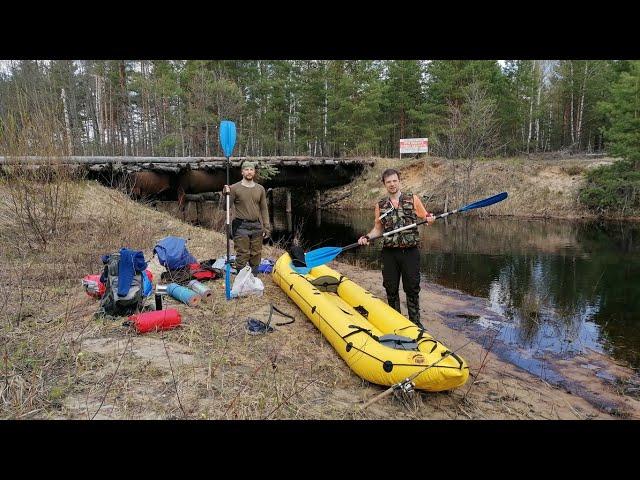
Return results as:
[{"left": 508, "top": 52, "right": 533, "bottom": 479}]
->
[{"left": 154, "top": 236, "right": 197, "bottom": 271}]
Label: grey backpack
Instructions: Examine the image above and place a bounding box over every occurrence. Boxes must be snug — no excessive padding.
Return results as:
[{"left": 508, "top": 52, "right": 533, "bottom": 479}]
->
[{"left": 99, "top": 252, "right": 144, "bottom": 316}]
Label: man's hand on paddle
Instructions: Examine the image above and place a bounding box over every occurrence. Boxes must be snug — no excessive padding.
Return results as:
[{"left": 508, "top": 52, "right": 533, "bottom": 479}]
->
[
  {"left": 358, "top": 235, "right": 370, "bottom": 246},
  {"left": 359, "top": 225, "right": 382, "bottom": 246},
  {"left": 223, "top": 184, "right": 230, "bottom": 194},
  {"left": 426, "top": 214, "right": 436, "bottom": 225}
]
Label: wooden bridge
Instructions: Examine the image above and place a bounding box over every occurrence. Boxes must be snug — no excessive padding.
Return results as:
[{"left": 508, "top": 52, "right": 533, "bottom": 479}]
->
[{"left": 0, "top": 155, "right": 372, "bottom": 204}]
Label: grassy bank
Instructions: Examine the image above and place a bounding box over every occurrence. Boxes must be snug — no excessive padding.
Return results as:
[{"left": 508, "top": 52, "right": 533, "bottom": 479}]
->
[
  {"left": 323, "top": 156, "right": 619, "bottom": 220},
  {"left": 1, "top": 180, "right": 636, "bottom": 419}
]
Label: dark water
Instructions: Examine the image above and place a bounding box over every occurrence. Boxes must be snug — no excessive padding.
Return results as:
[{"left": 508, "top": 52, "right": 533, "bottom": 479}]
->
[{"left": 269, "top": 207, "right": 640, "bottom": 372}]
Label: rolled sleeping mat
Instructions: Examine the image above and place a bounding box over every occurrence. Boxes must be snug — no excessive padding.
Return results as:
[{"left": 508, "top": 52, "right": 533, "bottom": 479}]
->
[
  {"left": 188, "top": 280, "right": 212, "bottom": 298},
  {"left": 167, "top": 283, "right": 201, "bottom": 307},
  {"left": 127, "top": 309, "right": 182, "bottom": 334}
]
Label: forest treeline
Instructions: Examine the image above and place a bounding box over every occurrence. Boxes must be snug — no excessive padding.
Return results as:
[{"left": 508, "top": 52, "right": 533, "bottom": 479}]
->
[{"left": 0, "top": 60, "right": 636, "bottom": 158}]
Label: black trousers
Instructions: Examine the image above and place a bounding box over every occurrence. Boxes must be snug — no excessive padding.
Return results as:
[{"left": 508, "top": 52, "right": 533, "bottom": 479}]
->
[{"left": 381, "top": 247, "right": 422, "bottom": 324}]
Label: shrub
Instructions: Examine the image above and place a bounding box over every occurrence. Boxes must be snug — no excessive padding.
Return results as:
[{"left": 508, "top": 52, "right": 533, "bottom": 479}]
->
[
  {"left": 256, "top": 163, "right": 279, "bottom": 182},
  {"left": 0, "top": 162, "right": 82, "bottom": 251},
  {"left": 579, "top": 160, "right": 640, "bottom": 215}
]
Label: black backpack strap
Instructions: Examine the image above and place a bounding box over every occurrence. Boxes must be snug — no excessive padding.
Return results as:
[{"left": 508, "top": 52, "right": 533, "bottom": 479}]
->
[{"left": 268, "top": 304, "right": 296, "bottom": 326}]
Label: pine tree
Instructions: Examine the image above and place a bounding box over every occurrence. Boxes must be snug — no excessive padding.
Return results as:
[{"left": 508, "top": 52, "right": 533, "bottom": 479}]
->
[
  {"left": 599, "top": 61, "right": 640, "bottom": 162},
  {"left": 380, "top": 60, "right": 426, "bottom": 156},
  {"left": 425, "top": 60, "right": 508, "bottom": 155}
]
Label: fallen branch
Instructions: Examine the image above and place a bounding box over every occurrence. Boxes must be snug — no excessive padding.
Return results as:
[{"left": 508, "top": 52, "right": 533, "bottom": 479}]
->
[
  {"left": 163, "top": 337, "right": 188, "bottom": 419},
  {"left": 460, "top": 325, "right": 502, "bottom": 403},
  {"left": 263, "top": 377, "right": 319, "bottom": 419},
  {"left": 320, "top": 191, "right": 351, "bottom": 208},
  {"left": 91, "top": 335, "right": 131, "bottom": 420},
  {"left": 223, "top": 358, "right": 270, "bottom": 418},
  {"left": 360, "top": 338, "right": 475, "bottom": 411}
]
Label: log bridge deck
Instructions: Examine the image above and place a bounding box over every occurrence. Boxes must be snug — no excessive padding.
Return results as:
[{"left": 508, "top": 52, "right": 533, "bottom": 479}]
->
[
  {"left": 0, "top": 155, "right": 370, "bottom": 169},
  {"left": 0, "top": 156, "right": 372, "bottom": 203}
]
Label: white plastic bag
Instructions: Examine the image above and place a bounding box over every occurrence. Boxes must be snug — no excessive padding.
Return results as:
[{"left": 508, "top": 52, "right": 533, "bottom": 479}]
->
[
  {"left": 231, "top": 265, "right": 264, "bottom": 298},
  {"left": 212, "top": 255, "right": 236, "bottom": 271}
]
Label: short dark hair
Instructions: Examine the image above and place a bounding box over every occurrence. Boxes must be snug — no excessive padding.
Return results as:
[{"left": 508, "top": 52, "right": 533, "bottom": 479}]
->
[{"left": 381, "top": 168, "right": 400, "bottom": 183}]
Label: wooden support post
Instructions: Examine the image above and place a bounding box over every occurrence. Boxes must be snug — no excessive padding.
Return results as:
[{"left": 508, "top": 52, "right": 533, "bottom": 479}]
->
[
  {"left": 287, "top": 211, "right": 293, "bottom": 233},
  {"left": 315, "top": 190, "right": 321, "bottom": 210},
  {"left": 266, "top": 188, "right": 273, "bottom": 209},
  {"left": 286, "top": 190, "right": 292, "bottom": 213},
  {"left": 267, "top": 188, "right": 274, "bottom": 218}
]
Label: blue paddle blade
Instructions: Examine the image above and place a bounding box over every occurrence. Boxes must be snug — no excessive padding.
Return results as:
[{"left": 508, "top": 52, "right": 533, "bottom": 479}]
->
[
  {"left": 220, "top": 120, "right": 236, "bottom": 158},
  {"left": 304, "top": 246, "right": 344, "bottom": 268},
  {"left": 458, "top": 191, "right": 507, "bottom": 212},
  {"left": 225, "top": 262, "right": 231, "bottom": 300}
]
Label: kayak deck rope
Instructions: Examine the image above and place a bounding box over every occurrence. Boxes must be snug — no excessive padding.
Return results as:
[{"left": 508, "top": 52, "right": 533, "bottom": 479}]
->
[{"left": 343, "top": 325, "right": 379, "bottom": 342}]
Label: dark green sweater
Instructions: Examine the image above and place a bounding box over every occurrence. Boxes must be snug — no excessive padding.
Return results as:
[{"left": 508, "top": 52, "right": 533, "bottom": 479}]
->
[{"left": 229, "top": 182, "right": 271, "bottom": 232}]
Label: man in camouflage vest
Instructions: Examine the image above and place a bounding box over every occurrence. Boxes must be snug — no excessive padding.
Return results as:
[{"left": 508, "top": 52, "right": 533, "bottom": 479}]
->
[{"left": 358, "top": 168, "right": 435, "bottom": 326}]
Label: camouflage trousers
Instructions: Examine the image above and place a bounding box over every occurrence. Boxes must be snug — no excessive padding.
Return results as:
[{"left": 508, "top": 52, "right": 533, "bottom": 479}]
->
[
  {"left": 381, "top": 247, "right": 422, "bottom": 326},
  {"left": 233, "top": 219, "right": 263, "bottom": 270}
]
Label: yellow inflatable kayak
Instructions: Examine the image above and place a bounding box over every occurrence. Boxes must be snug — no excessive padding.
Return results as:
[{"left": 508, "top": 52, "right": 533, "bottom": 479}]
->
[{"left": 272, "top": 253, "right": 469, "bottom": 392}]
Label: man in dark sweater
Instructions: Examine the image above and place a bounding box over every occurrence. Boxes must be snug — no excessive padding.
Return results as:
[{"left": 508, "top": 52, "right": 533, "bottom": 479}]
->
[{"left": 224, "top": 162, "right": 271, "bottom": 273}]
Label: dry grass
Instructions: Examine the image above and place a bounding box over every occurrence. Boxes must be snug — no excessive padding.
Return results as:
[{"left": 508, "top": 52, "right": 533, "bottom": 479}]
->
[{"left": 324, "top": 156, "right": 617, "bottom": 219}]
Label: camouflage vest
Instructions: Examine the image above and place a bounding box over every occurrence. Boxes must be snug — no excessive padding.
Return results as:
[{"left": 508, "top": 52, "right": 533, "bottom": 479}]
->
[{"left": 377, "top": 192, "right": 419, "bottom": 248}]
